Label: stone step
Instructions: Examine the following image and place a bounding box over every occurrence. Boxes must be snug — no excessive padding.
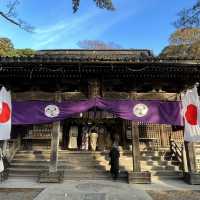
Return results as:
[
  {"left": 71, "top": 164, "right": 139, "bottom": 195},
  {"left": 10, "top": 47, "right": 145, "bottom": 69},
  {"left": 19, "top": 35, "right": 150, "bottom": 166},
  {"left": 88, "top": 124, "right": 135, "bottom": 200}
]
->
[
  {"left": 11, "top": 159, "right": 109, "bottom": 165},
  {"left": 11, "top": 159, "right": 50, "bottom": 164},
  {"left": 8, "top": 168, "right": 114, "bottom": 179},
  {"left": 11, "top": 159, "right": 110, "bottom": 166},
  {"left": 140, "top": 155, "right": 167, "bottom": 161},
  {"left": 150, "top": 170, "right": 183, "bottom": 177},
  {"left": 9, "top": 173, "right": 38, "bottom": 178},
  {"left": 15, "top": 152, "right": 108, "bottom": 156},
  {"left": 141, "top": 165, "right": 178, "bottom": 171},
  {"left": 140, "top": 160, "right": 180, "bottom": 166},
  {"left": 9, "top": 163, "right": 108, "bottom": 170},
  {"left": 140, "top": 151, "right": 165, "bottom": 157},
  {"left": 8, "top": 173, "right": 116, "bottom": 180},
  {"left": 64, "top": 171, "right": 127, "bottom": 177},
  {"left": 16, "top": 151, "right": 171, "bottom": 158},
  {"left": 10, "top": 149, "right": 181, "bottom": 181},
  {"left": 8, "top": 167, "right": 107, "bottom": 173},
  {"left": 14, "top": 152, "right": 173, "bottom": 161},
  {"left": 13, "top": 156, "right": 108, "bottom": 161},
  {"left": 14, "top": 153, "right": 106, "bottom": 156}
]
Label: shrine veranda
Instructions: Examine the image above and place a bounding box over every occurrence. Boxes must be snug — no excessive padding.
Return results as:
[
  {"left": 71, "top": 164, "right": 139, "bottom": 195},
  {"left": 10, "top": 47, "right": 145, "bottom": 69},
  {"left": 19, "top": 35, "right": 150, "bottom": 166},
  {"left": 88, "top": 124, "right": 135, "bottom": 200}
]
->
[{"left": 1, "top": 49, "right": 200, "bottom": 183}]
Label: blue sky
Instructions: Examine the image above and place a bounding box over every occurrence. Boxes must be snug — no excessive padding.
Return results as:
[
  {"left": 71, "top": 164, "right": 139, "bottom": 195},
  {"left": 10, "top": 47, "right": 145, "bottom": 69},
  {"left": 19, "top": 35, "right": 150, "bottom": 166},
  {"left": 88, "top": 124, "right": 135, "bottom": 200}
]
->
[{"left": 0, "top": 0, "right": 197, "bottom": 55}]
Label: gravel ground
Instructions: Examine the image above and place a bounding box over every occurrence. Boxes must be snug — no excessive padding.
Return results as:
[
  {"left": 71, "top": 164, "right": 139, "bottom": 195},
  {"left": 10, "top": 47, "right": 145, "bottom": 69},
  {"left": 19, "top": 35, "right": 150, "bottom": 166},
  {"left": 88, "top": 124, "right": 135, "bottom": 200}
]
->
[
  {"left": 147, "top": 190, "right": 200, "bottom": 200},
  {"left": 0, "top": 188, "right": 43, "bottom": 200}
]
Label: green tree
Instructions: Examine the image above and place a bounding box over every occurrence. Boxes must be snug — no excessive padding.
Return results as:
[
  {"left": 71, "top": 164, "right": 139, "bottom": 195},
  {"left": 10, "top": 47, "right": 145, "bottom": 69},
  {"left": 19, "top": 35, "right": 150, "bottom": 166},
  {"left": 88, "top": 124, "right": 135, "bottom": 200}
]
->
[
  {"left": 0, "top": 38, "right": 14, "bottom": 56},
  {"left": 160, "top": 28, "right": 200, "bottom": 58},
  {"left": 169, "top": 28, "right": 200, "bottom": 45},
  {"left": 0, "top": 37, "right": 35, "bottom": 57}
]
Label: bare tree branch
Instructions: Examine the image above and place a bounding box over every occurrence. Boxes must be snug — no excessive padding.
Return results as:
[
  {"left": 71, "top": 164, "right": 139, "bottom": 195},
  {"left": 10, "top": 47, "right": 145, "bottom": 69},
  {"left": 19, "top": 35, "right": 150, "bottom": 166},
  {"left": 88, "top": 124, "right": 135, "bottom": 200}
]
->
[
  {"left": 175, "top": 0, "right": 200, "bottom": 28},
  {"left": 77, "top": 40, "right": 122, "bottom": 49},
  {"left": 0, "top": 0, "right": 34, "bottom": 32},
  {"left": 72, "top": 0, "right": 115, "bottom": 13}
]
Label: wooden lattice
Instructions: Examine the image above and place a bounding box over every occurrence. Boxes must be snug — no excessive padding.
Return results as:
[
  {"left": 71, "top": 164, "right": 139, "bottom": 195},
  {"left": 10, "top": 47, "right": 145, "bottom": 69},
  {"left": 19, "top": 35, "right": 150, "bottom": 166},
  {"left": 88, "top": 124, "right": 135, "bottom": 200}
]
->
[
  {"left": 170, "top": 129, "right": 184, "bottom": 145},
  {"left": 125, "top": 122, "right": 184, "bottom": 149},
  {"left": 193, "top": 143, "right": 200, "bottom": 172},
  {"left": 25, "top": 124, "right": 52, "bottom": 139},
  {"left": 138, "top": 123, "right": 161, "bottom": 148}
]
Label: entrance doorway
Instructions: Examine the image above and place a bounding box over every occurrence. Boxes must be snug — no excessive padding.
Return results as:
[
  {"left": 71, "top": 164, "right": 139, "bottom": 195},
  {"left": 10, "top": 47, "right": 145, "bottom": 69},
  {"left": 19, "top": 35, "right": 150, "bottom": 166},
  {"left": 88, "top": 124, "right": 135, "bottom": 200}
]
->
[{"left": 62, "top": 118, "right": 124, "bottom": 151}]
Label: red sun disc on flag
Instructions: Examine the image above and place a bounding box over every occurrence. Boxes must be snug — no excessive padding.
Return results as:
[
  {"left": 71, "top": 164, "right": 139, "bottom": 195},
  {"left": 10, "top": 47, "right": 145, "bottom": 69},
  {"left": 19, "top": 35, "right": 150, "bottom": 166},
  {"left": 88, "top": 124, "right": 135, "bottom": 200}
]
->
[
  {"left": 0, "top": 102, "right": 11, "bottom": 123},
  {"left": 185, "top": 104, "right": 198, "bottom": 125}
]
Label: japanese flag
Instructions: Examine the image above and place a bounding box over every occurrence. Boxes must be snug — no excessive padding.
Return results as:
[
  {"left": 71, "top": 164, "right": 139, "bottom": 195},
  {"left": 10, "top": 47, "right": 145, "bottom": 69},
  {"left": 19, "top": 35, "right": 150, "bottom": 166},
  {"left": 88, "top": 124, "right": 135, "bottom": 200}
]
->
[
  {"left": 0, "top": 87, "right": 11, "bottom": 140},
  {"left": 182, "top": 86, "right": 200, "bottom": 141}
]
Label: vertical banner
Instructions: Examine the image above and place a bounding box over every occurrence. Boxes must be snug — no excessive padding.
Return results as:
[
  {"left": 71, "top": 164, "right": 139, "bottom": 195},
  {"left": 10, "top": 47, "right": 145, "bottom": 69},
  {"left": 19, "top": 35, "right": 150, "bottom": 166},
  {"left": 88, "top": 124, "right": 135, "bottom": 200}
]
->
[
  {"left": 182, "top": 86, "right": 200, "bottom": 141},
  {"left": 0, "top": 87, "right": 11, "bottom": 140}
]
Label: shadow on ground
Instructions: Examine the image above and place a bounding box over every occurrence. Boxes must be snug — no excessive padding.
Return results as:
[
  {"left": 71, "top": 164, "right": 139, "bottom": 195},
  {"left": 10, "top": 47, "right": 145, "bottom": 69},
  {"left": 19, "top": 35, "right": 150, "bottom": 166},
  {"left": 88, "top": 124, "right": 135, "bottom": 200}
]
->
[
  {"left": 146, "top": 190, "right": 200, "bottom": 200},
  {"left": 0, "top": 188, "right": 44, "bottom": 200}
]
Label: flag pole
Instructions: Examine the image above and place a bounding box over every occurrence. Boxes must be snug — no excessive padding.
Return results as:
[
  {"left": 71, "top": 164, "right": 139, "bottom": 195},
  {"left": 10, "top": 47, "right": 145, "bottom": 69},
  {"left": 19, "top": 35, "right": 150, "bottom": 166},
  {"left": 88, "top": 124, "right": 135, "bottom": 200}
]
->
[
  {"left": 180, "top": 90, "right": 189, "bottom": 173},
  {"left": 182, "top": 82, "right": 199, "bottom": 174}
]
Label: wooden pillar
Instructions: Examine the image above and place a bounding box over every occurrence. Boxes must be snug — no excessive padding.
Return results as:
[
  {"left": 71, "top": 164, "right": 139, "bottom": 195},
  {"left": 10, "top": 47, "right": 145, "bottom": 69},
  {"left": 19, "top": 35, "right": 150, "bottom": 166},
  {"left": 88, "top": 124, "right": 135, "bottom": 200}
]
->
[
  {"left": 88, "top": 79, "right": 101, "bottom": 98},
  {"left": 130, "top": 92, "right": 141, "bottom": 172},
  {"left": 88, "top": 79, "right": 101, "bottom": 119},
  {"left": 160, "top": 125, "right": 166, "bottom": 147},
  {"left": 49, "top": 121, "right": 60, "bottom": 172},
  {"left": 127, "top": 95, "right": 151, "bottom": 183},
  {"left": 49, "top": 92, "right": 61, "bottom": 173},
  {"left": 131, "top": 122, "right": 141, "bottom": 172},
  {"left": 185, "top": 142, "right": 196, "bottom": 172},
  {"left": 122, "top": 120, "right": 127, "bottom": 148},
  {"left": 182, "top": 142, "right": 189, "bottom": 172}
]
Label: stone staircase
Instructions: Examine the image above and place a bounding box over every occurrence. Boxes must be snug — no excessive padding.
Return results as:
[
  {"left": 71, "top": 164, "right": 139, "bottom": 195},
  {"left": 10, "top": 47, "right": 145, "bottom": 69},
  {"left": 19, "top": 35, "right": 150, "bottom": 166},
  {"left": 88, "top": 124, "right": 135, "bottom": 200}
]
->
[
  {"left": 8, "top": 149, "right": 183, "bottom": 181},
  {"left": 8, "top": 150, "right": 126, "bottom": 181},
  {"left": 118, "top": 150, "right": 183, "bottom": 180}
]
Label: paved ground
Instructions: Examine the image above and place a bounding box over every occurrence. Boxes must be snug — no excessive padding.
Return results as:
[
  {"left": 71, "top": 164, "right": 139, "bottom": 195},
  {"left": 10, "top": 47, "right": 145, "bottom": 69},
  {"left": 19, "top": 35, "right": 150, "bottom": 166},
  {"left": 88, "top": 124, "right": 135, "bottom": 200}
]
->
[
  {"left": 0, "top": 178, "right": 200, "bottom": 200},
  {"left": 0, "top": 188, "right": 42, "bottom": 200}
]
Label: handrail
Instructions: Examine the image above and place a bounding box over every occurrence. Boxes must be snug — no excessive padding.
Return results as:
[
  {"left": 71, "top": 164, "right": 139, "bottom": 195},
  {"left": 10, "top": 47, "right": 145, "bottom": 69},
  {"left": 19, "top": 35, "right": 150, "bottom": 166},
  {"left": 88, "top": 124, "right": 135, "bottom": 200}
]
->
[
  {"left": 5, "top": 137, "right": 21, "bottom": 162},
  {"left": 170, "top": 139, "right": 183, "bottom": 164}
]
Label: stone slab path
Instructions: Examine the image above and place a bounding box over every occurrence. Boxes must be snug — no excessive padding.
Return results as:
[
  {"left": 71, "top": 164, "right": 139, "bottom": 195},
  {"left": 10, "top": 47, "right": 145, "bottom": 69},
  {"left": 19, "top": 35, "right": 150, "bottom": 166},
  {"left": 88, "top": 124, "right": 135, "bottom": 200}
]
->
[{"left": 1, "top": 178, "right": 200, "bottom": 200}]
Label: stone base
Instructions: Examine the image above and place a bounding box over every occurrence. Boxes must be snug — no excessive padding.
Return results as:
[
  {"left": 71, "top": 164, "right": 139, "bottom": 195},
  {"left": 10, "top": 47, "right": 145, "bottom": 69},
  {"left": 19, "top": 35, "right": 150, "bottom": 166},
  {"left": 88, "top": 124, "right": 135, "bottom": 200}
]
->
[
  {"left": 38, "top": 171, "right": 64, "bottom": 183},
  {"left": 184, "top": 172, "right": 200, "bottom": 185},
  {"left": 128, "top": 171, "right": 151, "bottom": 184}
]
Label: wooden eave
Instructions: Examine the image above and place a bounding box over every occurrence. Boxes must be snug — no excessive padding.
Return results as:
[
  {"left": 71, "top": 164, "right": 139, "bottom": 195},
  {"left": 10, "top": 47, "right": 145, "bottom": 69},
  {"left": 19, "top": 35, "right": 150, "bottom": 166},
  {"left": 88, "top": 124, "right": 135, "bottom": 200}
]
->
[{"left": 0, "top": 57, "right": 200, "bottom": 81}]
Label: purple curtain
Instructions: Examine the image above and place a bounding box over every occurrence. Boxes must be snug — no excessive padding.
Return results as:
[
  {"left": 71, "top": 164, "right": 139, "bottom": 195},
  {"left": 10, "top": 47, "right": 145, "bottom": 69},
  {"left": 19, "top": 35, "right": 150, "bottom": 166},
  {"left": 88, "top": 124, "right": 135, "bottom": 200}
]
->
[{"left": 12, "top": 98, "right": 183, "bottom": 126}]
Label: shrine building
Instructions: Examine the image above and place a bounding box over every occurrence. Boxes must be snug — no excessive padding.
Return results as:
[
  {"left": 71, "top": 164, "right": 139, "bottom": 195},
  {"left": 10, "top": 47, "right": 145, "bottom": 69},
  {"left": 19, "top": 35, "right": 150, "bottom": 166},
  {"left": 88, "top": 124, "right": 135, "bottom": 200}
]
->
[{"left": 0, "top": 49, "right": 199, "bottom": 184}]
